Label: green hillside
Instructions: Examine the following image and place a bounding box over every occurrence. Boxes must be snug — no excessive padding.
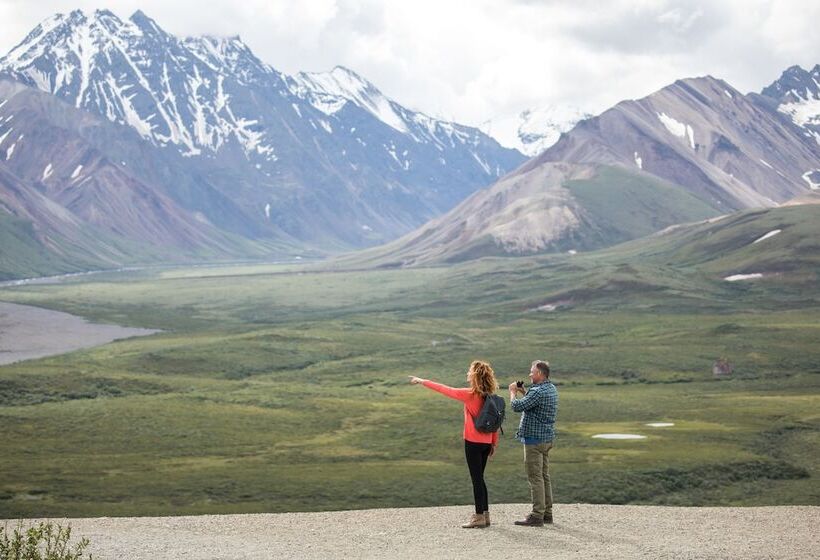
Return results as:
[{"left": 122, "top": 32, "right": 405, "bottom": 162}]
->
[
  {"left": 618, "top": 204, "right": 820, "bottom": 274},
  {"left": 0, "top": 213, "right": 82, "bottom": 281},
  {"left": 560, "top": 165, "right": 720, "bottom": 251},
  {"left": 430, "top": 204, "right": 820, "bottom": 315}
]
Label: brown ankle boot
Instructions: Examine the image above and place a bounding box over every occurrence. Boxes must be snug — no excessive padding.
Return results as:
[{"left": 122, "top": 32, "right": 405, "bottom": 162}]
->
[
  {"left": 514, "top": 513, "right": 544, "bottom": 527},
  {"left": 484, "top": 511, "right": 490, "bottom": 526},
  {"left": 461, "top": 513, "right": 487, "bottom": 529}
]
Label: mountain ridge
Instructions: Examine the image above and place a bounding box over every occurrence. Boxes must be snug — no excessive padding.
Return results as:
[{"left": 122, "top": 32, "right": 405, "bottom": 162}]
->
[{"left": 0, "top": 8, "right": 525, "bottom": 278}]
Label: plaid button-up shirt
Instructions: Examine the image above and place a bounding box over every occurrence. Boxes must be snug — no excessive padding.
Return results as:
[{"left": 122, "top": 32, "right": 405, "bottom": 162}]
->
[{"left": 511, "top": 381, "right": 558, "bottom": 442}]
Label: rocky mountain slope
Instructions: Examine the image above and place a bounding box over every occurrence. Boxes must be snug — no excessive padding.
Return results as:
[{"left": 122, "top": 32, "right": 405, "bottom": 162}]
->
[
  {"left": 0, "top": 78, "right": 293, "bottom": 279},
  {"left": 533, "top": 75, "right": 818, "bottom": 209},
  {"left": 761, "top": 64, "right": 820, "bottom": 147},
  {"left": 759, "top": 64, "right": 820, "bottom": 190}
]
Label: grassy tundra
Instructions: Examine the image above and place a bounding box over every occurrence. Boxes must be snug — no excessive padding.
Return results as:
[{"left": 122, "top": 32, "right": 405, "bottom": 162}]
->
[{"left": 0, "top": 206, "right": 818, "bottom": 517}]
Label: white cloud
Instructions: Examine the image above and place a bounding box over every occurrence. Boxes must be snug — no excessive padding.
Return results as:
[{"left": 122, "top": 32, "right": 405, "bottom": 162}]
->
[{"left": 0, "top": 0, "right": 818, "bottom": 127}]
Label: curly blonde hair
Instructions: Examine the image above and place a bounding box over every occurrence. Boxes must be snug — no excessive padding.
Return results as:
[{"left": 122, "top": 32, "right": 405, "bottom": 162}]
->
[{"left": 469, "top": 360, "right": 498, "bottom": 396}]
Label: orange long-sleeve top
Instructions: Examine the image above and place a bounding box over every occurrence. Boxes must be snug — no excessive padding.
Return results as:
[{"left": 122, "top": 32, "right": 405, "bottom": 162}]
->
[{"left": 422, "top": 380, "right": 499, "bottom": 445}]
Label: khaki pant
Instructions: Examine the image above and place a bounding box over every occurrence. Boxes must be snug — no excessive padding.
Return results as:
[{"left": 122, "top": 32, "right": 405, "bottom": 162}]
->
[{"left": 524, "top": 442, "right": 554, "bottom": 516}]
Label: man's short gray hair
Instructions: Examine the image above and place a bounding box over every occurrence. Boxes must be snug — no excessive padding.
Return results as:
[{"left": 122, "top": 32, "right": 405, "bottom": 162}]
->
[{"left": 532, "top": 360, "right": 550, "bottom": 377}]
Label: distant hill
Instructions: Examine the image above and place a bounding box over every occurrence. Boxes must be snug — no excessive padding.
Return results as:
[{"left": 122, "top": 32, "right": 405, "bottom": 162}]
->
[{"left": 337, "top": 163, "right": 721, "bottom": 267}]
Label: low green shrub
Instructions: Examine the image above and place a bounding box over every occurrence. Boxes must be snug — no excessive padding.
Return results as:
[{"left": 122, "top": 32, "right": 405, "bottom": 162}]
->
[{"left": 0, "top": 521, "right": 91, "bottom": 560}]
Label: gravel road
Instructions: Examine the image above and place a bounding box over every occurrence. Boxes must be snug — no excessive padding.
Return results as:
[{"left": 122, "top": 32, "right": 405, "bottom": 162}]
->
[{"left": 9, "top": 503, "right": 818, "bottom": 559}]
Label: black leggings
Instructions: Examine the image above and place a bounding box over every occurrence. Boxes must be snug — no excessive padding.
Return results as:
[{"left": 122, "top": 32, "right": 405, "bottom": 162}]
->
[{"left": 464, "top": 440, "right": 492, "bottom": 514}]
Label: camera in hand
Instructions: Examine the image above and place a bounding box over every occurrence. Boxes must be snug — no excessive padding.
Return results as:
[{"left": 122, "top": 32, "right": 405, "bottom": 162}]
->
[{"left": 516, "top": 380, "right": 524, "bottom": 388}]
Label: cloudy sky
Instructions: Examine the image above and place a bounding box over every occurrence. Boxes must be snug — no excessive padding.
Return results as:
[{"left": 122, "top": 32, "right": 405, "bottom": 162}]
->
[{"left": 0, "top": 0, "right": 818, "bottom": 127}]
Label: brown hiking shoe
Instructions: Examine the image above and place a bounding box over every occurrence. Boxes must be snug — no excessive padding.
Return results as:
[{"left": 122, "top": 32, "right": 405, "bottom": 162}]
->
[
  {"left": 544, "top": 512, "right": 553, "bottom": 524},
  {"left": 461, "top": 513, "right": 487, "bottom": 529},
  {"left": 514, "top": 514, "right": 544, "bottom": 527},
  {"left": 484, "top": 511, "right": 490, "bottom": 526}
]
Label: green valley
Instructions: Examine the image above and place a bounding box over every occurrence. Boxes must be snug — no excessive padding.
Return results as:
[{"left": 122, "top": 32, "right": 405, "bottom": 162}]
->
[{"left": 0, "top": 205, "right": 818, "bottom": 517}]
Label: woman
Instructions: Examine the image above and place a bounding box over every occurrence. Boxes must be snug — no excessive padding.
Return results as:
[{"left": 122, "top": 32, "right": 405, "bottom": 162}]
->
[{"left": 409, "top": 360, "right": 500, "bottom": 529}]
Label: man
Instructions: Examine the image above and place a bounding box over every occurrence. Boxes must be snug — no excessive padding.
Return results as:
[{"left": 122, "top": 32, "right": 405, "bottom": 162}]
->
[{"left": 509, "top": 360, "right": 559, "bottom": 527}]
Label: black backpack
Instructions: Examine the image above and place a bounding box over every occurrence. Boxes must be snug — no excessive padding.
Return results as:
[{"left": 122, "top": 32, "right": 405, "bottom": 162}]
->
[{"left": 474, "top": 394, "right": 506, "bottom": 433}]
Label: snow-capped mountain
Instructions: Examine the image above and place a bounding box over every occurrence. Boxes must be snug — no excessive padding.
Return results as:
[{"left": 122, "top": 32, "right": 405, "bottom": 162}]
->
[
  {"left": 290, "top": 66, "right": 500, "bottom": 163},
  {"left": 481, "top": 105, "right": 592, "bottom": 157},
  {"left": 760, "top": 65, "right": 820, "bottom": 177},
  {"left": 0, "top": 10, "right": 279, "bottom": 158},
  {"left": 0, "top": 9, "right": 524, "bottom": 261}
]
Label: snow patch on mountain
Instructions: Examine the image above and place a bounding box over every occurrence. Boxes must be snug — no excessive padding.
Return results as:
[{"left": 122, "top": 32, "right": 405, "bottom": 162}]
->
[
  {"left": 803, "top": 170, "right": 820, "bottom": 190},
  {"left": 0, "top": 127, "right": 12, "bottom": 146},
  {"left": 724, "top": 273, "right": 763, "bottom": 282},
  {"left": 779, "top": 98, "right": 820, "bottom": 130},
  {"left": 752, "top": 229, "right": 781, "bottom": 244},
  {"left": 657, "top": 112, "right": 695, "bottom": 148},
  {"left": 291, "top": 66, "right": 408, "bottom": 133},
  {"left": 472, "top": 152, "right": 491, "bottom": 174},
  {"left": 481, "top": 105, "right": 592, "bottom": 156}
]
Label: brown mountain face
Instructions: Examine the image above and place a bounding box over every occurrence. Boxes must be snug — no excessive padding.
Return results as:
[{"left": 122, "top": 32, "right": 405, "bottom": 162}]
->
[
  {"left": 337, "top": 162, "right": 595, "bottom": 267},
  {"left": 0, "top": 164, "right": 131, "bottom": 273},
  {"left": 532, "top": 76, "right": 818, "bottom": 209},
  {"left": 339, "top": 75, "right": 820, "bottom": 267},
  {"left": 335, "top": 162, "right": 721, "bottom": 267},
  {"left": 781, "top": 191, "right": 820, "bottom": 207}
]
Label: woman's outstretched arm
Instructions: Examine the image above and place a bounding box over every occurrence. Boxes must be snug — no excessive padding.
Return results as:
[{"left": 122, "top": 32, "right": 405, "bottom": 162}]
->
[{"left": 408, "top": 376, "right": 471, "bottom": 402}]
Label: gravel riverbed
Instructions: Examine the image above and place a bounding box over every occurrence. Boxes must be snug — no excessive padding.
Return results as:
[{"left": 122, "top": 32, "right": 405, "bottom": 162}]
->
[{"left": 0, "top": 301, "right": 158, "bottom": 365}]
